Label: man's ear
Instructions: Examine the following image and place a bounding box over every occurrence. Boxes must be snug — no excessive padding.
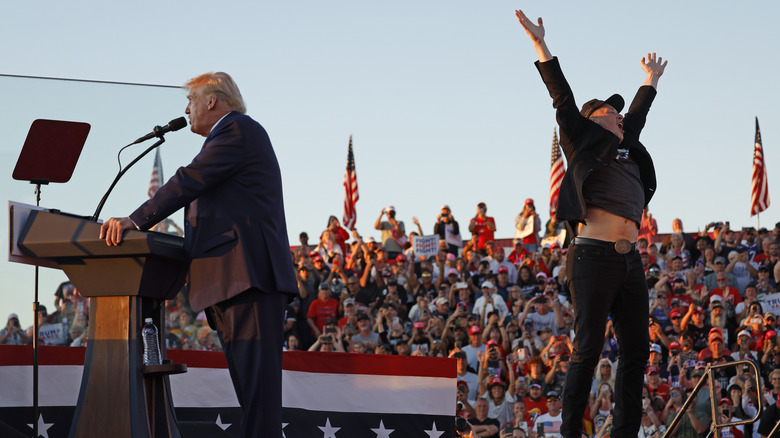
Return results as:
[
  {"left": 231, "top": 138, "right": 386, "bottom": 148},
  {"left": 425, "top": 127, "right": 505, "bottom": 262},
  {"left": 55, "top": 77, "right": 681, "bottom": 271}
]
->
[{"left": 207, "top": 95, "right": 217, "bottom": 110}]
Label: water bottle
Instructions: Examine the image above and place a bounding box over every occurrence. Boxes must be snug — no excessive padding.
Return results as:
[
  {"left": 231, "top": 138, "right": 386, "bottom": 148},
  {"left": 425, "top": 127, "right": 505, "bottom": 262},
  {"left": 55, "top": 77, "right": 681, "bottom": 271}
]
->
[{"left": 142, "top": 318, "right": 161, "bottom": 366}]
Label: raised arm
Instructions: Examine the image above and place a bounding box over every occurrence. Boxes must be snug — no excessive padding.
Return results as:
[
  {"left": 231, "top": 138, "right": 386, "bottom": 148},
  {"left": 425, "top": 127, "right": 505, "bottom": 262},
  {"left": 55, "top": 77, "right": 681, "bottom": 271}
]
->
[
  {"left": 640, "top": 52, "right": 667, "bottom": 89},
  {"left": 515, "top": 9, "right": 553, "bottom": 62}
]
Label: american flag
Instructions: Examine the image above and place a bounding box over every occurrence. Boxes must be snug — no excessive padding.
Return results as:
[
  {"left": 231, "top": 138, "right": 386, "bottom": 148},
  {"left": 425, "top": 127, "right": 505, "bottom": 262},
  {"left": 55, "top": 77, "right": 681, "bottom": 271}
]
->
[
  {"left": 342, "top": 135, "right": 359, "bottom": 230},
  {"left": 751, "top": 117, "right": 770, "bottom": 216},
  {"left": 549, "top": 128, "right": 565, "bottom": 217},
  {"left": 148, "top": 148, "right": 164, "bottom": 198}
]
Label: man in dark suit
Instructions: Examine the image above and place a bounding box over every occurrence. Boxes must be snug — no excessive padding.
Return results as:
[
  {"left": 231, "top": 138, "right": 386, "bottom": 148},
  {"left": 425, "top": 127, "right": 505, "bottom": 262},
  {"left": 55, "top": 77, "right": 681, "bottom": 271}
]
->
[{"left": 100, "top": 72, "right": 297, "bottom": 437}]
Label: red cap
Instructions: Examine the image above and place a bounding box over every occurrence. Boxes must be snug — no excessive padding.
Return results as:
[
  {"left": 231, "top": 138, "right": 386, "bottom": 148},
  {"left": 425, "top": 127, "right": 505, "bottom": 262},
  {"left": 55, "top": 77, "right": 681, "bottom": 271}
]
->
[
  {"left": 469, "top": 325, "right": 482, "bottom": 335},
  {"left": 524, "top": 198, "right": 534, "bottom": 206},
  {"left": 670, "top": 309, "right": 682, "bottom": 318},
  {"left": 718, "top": 398, "right": 732, "bottom": 406},
  {"left": 765, "top": 330, "right": 777, "bottom": 340},
  {"left": 457, "top": 380, "right": 469, "bottom": 388},
  {"left": 489, "top": 377, "right": 504, "bottom": 387},
  {"left": 413, "top": 321, "right": 426, "bottom": 330},
  {"left": 395, "top": 254, "right": 407, "bottom": 262},
  {"left": 646, "top": 366, "right": 660, "bottom": 375},
  {"left": 694, "top": 306, "right": 705, "bottom": 314},
  {"left": 486, "top": 339, "right": 498, "bottom": 347},
  {"left": 498, "top": 266, "right": 509, "bottom": 274},
  {"left": 669, "top": 341, "right": 681, "bottom": 350}
]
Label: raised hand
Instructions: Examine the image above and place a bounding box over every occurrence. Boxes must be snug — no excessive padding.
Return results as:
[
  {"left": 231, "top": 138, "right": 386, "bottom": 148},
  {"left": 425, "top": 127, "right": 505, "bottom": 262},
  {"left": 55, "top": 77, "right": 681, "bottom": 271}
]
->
[
  {"left": 514, "top": 9, "right": 552, "bottom": 62},
  {"left": 641, "top": 52, "right": 667, "bottom": 76},
  {"left": 641, "top": 52, "right": 668, "bottom": 88},
  {"left": 515, "top": 9, "right": 545, "bottom": 42}
]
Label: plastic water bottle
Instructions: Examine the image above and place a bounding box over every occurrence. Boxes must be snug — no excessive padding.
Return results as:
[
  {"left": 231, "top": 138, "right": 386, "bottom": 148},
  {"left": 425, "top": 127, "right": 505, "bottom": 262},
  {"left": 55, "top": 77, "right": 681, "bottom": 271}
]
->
[{"left": 142, "top": 318, "right": 161, "bottom": 366}]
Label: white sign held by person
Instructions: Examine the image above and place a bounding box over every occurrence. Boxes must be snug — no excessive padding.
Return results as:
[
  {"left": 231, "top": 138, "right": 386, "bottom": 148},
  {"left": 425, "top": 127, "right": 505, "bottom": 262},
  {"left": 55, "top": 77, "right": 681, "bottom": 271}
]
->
[
  {"left": 760, "top": 293, "right": 780, "bottom": 316},
  {"left": 413, "top": 235, "right": 440, "bottom": 259}
]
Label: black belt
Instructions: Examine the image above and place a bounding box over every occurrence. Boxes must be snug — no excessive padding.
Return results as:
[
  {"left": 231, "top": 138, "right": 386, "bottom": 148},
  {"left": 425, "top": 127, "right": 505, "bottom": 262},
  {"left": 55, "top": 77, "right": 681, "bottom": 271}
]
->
[{"left": 572, "top": 237, "right": 637, "bottom": 255}]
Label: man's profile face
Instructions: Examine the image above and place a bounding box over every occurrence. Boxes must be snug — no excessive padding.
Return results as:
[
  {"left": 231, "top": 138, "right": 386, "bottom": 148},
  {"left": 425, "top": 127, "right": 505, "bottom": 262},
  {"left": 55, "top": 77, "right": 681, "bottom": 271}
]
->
[
  {"left": 185, "top": 87, "right": 212, "bottom": 136},
  {"left": 588, "top": 104, "right": 624, "bottom": 141}
]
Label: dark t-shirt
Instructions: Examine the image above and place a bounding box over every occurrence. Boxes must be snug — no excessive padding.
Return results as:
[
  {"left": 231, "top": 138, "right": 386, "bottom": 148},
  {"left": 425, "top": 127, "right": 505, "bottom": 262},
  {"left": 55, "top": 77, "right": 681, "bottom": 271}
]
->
[
  {"left": 582, "top": 152, "right": 644, "bottom": 226},
  {"left": 468, "top": 417, "right": 501, "bottom": 438}
]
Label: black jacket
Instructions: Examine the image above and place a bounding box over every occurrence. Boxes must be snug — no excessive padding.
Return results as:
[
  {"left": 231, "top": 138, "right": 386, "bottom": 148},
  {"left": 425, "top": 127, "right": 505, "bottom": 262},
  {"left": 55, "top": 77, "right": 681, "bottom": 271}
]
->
[{"left": 535, "top": 57, "right": 657, "bottom": 230}]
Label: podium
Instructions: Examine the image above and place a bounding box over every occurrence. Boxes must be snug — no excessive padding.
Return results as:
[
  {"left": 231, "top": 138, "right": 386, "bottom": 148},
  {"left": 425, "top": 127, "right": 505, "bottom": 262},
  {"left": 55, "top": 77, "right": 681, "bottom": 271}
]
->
[{"left": 10, "top": 203, "right": 187, "bottom": 438}]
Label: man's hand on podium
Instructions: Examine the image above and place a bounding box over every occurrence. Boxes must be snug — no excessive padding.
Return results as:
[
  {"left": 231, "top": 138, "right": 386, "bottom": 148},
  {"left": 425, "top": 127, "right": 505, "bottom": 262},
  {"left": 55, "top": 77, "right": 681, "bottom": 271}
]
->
[{"left": 100, "top": 217, "right": 136, "bottom": 246}]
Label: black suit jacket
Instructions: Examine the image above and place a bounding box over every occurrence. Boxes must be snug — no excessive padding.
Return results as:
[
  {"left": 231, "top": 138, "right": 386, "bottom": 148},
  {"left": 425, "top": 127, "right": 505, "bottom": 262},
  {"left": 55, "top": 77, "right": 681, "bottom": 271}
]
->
[
  {"left": 130, "top": 112, "right": 297, "bottom": 311},
  {"left": 535, "top": 57, "right": 658, "bottom": 229}
]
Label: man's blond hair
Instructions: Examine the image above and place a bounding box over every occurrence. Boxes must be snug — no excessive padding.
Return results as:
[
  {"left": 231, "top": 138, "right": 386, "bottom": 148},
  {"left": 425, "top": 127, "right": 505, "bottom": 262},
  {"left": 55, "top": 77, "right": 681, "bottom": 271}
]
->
[{"left": 185, "top": 72, "right": 246, "bottom": 114}]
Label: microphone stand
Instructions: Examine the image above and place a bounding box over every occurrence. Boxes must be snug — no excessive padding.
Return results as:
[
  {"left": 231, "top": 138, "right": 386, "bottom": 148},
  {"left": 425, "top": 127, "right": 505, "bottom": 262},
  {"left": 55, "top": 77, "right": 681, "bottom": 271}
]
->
[{"left": 91, "top": 137, "right": 165, "bottom": 222}]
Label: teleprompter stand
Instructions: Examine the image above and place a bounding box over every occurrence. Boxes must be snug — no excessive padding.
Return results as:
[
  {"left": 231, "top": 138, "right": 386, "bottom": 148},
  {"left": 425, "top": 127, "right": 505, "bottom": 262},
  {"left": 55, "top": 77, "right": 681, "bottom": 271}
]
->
[{"left": 11, "top": 119, "right": 90, "bottom": 438}]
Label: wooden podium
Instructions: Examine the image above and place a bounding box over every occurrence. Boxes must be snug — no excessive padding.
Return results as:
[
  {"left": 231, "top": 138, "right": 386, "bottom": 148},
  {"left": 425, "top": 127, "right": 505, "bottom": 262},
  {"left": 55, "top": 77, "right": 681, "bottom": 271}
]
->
[{"left": 11, "top": 204, "right": 188, "bottom": 438}]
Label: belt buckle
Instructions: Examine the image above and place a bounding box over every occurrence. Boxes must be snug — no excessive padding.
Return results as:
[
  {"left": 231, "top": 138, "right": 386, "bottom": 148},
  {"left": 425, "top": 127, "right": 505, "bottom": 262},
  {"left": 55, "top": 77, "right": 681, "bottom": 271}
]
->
[{"left": 614, "top": 239, "right": 632, "bottom": 254}]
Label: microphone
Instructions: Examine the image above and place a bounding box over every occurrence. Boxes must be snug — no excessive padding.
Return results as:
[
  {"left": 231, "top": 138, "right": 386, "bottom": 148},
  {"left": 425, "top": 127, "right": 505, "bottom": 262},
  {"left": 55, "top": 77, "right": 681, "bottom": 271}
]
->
[
  {"left": 132, "top": 117, "right": 187, "bottom": 144},
  {"left": 91, "top": 117, "right": 187, "bottom": 221}
]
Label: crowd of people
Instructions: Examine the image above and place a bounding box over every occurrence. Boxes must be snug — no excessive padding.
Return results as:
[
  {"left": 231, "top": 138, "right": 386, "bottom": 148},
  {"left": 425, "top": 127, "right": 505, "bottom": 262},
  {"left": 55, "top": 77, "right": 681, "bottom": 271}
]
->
[
  {"left": 283, "top": 205, "right": 780, "bottom": 438},
  {"left": 5, "top": 203, "right": 780, "bottom": 438}
]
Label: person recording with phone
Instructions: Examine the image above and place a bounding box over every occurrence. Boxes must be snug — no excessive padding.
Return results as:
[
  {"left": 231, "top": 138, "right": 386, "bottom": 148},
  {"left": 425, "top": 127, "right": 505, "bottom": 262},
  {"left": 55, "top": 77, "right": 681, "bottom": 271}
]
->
[
  {"left": 435, "top": 204, "right": 463, "bottom": 255},
  {"left": 0, "top": 313, "right": 30, "bottom": 345},
  {"left": 518, "top": 292, "right": 564, "bottom": 339},
  {"left": 308, "top": 329, "right": 345, "bottom": 353}
]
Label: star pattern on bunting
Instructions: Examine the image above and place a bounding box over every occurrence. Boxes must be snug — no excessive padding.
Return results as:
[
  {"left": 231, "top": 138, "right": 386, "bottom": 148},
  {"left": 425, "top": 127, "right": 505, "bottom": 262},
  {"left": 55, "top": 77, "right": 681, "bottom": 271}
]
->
[
  {"left": 27, "top": 414, "right": 54, "bottom": 438},
  {"left": 318, "top": 417, "right": 341, "bottom": 438},
  {"left": 424, "top": 421, "right": 445, "bottom": 438},
  {"left": 371, "top": 419, "right": 394, "bottom": 438},
  {"left": 215, "top": 414, "right": 230, "bottom": 431},
  {"left": 282, "top": 422, "right": 289, "bottom": 438}
]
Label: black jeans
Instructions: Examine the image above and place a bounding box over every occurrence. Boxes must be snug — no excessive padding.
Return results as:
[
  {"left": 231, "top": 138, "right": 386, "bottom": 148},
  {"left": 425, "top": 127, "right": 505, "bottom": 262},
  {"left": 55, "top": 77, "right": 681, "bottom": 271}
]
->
[{"left": 561, "top": 240, "right": 649, "bottom": 438}]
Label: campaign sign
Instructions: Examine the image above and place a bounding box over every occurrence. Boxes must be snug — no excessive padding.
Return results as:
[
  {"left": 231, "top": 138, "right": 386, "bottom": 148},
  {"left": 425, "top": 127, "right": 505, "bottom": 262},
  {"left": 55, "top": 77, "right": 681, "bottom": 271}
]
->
[
  {"left": 413, "top": 235, "right": 440, "bottom": 258},
  {"left": 761, "top": 292, "right": 780, "bottom": 316}
]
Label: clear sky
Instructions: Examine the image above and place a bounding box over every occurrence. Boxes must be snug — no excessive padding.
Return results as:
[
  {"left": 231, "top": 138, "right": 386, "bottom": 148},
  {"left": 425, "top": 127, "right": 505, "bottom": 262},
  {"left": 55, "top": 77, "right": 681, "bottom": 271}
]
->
[{"left": 2, "top": 1, "right": 779, "bottom": 324}]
